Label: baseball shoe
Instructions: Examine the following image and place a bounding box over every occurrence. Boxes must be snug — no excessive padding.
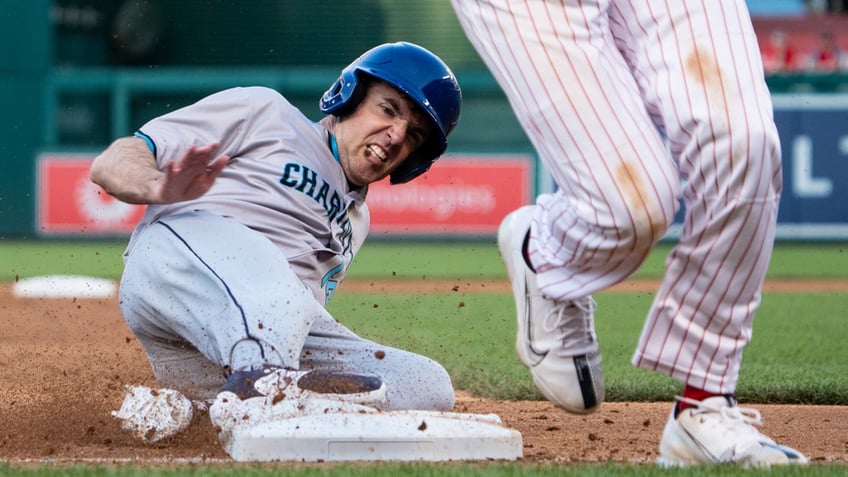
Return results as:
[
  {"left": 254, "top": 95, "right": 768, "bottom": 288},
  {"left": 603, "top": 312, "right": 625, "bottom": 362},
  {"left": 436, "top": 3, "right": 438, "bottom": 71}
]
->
[
  {"left": 112, "top": 385, "right": 195, "bottom": 443},
  {"left": 658, "top": 396, "right": 809, "bottom": 467},
  {"left": 209, "top": 368, "right": 387, "bottom": 433},
  {"left": 498, "top": 206, "right": 604, "bottom": 414},
  {"left": 219, "top": 367, "right": 387, "bottom": 404},
  {"left": 218, "top": 367, "right": 273, "bottom": 399}
]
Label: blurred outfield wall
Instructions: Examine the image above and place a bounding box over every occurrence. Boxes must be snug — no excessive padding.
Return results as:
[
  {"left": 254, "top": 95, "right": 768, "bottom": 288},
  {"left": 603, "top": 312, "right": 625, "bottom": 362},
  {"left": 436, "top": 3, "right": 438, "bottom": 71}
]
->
[{"left": 2, "top": 1, "right": 847, "bottom": 239}]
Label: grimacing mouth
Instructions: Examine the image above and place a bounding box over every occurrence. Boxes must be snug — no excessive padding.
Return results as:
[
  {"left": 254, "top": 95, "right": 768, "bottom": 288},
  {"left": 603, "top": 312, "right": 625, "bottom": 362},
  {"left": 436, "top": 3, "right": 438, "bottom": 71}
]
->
[{"left": 368, "top": 144, "right": 388, "bottom": 162}]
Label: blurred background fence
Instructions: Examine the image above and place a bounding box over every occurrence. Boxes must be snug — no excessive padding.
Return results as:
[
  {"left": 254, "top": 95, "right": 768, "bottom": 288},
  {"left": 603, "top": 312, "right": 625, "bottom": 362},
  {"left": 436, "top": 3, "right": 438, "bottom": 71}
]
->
[{"left": 2, "top": 1, "right": 847, "bottom": 240}]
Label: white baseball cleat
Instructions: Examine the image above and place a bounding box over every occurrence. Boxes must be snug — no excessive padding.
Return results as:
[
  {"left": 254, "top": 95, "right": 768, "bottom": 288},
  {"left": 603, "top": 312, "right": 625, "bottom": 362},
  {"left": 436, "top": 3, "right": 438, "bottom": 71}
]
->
[
  {"left": 658, "top": 396, "right": 809, "bottom": 467},
  {"left": 112, "top": 385, "right": 194, "bottom": 443},
  {"left": 498, "top": 206, "right": 604, "bottom": 414}
]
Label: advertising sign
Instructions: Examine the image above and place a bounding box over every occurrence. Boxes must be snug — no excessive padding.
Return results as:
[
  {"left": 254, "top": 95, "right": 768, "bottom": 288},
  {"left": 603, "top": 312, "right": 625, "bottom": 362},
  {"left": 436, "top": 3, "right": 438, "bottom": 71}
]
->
[
  {"left": 37, "top": 154, "right": 146, "bottom": 235},
  {"left": 366, "top": 155, "right": 533, "bottom": 236},
  {"left": 772, "top": 95, "right": 848, "bottom": 239},
  {"left": 35, "top": 153, "right": 533, "bottom": 238}
]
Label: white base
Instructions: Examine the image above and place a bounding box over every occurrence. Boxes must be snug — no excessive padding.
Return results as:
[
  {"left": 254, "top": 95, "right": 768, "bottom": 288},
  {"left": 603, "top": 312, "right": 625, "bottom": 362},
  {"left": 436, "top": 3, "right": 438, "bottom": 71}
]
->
[
  {"left": 224, "top": 410, "right": 523, "bottom": 462},
  {"left": 12, "top": 275, "right": 116, "bottom": 299}
]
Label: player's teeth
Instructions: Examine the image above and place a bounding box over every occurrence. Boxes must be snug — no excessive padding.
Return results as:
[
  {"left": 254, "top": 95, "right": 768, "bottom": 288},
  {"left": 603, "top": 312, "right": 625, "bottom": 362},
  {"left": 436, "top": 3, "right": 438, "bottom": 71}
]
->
[{"left": 370, "top": 146, "right": 386, "bottom": 161}]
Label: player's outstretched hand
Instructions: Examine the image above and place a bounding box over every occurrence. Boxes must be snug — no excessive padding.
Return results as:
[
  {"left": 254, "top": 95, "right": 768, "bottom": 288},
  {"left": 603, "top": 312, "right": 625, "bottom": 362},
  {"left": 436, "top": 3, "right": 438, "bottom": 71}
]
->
[{"left": 157, "top": 143, "right": 230, "bottom": 204}]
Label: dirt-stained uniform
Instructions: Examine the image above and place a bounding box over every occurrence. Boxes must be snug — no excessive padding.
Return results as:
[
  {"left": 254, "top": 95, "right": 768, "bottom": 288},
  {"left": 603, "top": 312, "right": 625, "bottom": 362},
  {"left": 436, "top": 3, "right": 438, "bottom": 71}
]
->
[{"left": 119, "top": 85, "right": 454, "bottom": 408}]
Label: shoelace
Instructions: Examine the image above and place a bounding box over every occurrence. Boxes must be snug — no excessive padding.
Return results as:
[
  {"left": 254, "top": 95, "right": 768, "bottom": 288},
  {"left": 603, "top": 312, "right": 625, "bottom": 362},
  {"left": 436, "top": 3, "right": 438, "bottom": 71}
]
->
[
  {"left": 542, "top": 295, "right": 598, "bottom": 352},
  {"left": 676, "top": 395, "right": 765, "bottom": 428},
  {"left": 674, "top": 396, "right": 780, "bottom": 462}
]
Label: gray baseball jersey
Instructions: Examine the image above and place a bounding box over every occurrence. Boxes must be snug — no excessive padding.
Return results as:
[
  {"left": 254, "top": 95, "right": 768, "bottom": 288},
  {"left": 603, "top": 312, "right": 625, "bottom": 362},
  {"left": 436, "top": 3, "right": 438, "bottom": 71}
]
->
[{"left": 127, "top": 86, "right": 369, "bottom": 304}]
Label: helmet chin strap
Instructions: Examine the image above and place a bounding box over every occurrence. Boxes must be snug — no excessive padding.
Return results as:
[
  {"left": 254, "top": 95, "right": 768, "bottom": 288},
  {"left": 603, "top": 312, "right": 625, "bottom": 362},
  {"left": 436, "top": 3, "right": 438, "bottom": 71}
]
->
[{"left": 326, "top": 131, "right": 340, "bottom": 163}]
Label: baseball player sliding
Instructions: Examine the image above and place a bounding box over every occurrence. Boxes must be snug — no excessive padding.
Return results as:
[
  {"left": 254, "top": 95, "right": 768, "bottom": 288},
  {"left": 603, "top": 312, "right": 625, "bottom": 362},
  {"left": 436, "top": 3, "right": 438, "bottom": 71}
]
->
[
  {"left": 451, "top": 0, "right": 807, "bottom": 467},
  {"left": 90, "top": 42, "right": 462, "bottom": 442}
]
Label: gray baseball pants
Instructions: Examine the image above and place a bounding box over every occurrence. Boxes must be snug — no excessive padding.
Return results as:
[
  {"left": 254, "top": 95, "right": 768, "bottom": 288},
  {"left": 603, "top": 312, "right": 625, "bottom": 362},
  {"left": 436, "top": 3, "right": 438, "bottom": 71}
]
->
[{"left": 118, "top": 211, "right": 455, "bottom": 410}]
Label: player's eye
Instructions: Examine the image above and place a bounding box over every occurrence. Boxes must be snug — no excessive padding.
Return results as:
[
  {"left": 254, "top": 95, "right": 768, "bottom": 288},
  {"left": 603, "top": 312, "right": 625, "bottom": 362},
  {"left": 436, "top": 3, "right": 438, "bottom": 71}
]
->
[{"left": 379, "top": 103, "right": 396, "bottom": 117}]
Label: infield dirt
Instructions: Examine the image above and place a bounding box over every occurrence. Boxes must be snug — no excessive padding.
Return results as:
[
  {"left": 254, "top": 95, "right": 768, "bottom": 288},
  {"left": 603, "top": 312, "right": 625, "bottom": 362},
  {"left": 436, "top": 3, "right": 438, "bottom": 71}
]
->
[{"left": 1, "top": 279, "right": 846, "bottom": 464}]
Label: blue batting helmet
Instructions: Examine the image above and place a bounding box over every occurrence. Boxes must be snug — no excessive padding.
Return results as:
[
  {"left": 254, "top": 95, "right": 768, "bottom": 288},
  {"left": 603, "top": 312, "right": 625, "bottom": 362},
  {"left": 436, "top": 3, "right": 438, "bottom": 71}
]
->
[{"left": 320, "top": 42, "right": 462, "bottom": 184}]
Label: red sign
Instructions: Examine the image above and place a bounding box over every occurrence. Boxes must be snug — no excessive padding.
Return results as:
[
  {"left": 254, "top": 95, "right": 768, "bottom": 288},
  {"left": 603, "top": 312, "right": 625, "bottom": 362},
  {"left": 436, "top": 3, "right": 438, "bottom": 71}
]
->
[
  {"left": 367, "top": 155, "right": 533, "bottom": 236},
  {"left": 37, "top": 154, "right": 147, "bottom": 235},
  {"left": 35, "top": 153, "right": 534, "bottom": 237}
]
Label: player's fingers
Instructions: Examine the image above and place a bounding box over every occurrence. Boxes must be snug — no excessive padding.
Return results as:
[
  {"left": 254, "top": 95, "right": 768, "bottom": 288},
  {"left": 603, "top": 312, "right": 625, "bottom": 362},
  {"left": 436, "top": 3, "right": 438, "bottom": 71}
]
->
[
  {"left": 200, "top": 156, "right": 230, "bottom": 180},
  {"left": 207, "top": 155, "right": 231, "bottom": 173},
  {"left": 183, "top": 143, "right": 223, "bottom": 169},
  {"left": 190, "top": 142, "right": 221, "bottom": 158}
]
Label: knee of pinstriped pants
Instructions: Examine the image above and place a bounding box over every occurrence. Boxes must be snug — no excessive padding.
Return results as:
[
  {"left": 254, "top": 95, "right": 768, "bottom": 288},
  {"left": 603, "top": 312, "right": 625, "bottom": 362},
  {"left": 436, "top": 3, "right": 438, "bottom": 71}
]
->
[
  {"left": 678, "top": 100, "right": 782, "bottom": 206},
  {"left": 534, "top": 189, "right": 676, "bottom": 278}
]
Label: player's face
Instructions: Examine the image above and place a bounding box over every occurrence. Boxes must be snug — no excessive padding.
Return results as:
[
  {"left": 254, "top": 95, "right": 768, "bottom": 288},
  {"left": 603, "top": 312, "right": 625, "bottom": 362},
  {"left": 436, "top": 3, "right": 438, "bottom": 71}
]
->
[{"left": 334, "top": 81, "right": 430, "bottom": 187}]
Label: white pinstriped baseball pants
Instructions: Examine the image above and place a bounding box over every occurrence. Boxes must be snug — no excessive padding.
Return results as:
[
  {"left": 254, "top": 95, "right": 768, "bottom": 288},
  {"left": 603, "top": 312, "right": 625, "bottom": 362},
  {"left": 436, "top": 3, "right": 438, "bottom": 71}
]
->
[{"left": 453, "top": 0, "right": 781, "bottom": 393}]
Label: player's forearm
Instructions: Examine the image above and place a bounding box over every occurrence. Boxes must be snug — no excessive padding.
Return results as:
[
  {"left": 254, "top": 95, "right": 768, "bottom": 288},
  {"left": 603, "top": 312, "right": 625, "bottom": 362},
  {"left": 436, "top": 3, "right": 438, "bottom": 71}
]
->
[{"left": 90, "top": 136, "right": 166, "bottom": 205}]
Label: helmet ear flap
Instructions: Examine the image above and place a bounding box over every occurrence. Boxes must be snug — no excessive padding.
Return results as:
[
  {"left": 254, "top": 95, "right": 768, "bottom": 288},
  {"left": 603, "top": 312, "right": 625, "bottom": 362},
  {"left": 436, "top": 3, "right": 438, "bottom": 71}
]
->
[
  {"left": 325, "top": 79, "right": 345, "bottom": 104},
  {"left": 320, "top": 71, "right": 367, "bottom": 117}
]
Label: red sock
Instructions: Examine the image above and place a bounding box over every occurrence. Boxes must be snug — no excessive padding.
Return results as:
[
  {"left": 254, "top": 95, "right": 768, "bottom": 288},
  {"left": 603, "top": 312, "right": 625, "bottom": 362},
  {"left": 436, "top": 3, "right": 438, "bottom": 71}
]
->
[{"left": 676, "top": 385, "right": 728, "bottom": 416}]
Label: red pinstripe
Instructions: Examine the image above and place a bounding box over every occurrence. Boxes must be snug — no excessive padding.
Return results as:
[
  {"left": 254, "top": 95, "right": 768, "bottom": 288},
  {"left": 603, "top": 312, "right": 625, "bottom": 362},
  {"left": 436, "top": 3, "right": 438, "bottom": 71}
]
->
[
  {"left": 675, "top": 1, "right": 751, "bottom": 387},
  {"left": 452, "top": 0, "right": 781, "bottom": 394}
]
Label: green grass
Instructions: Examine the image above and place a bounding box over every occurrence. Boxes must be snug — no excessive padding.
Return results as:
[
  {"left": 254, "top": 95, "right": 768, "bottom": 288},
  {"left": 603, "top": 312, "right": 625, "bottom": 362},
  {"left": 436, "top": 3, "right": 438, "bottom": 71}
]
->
[
  {"left": 348, "top": 241, "right": 848, "bottom": 280},
  {"left": 349, "top": 241, "right": 848, "bottom": 278},
  {"left": 0, "top": 239, "right": 127, "bottom": 280},
  {"left": 1, "top": 238, "right": 845, "bottom": 404},
  {"left": 1, "top": 239, "right": 847, "bottom": 281},
  {"left": 327, "top": 290, "right": 848, "bottom": 405},
  {"left": 1, "top": 239, "right": 846, "bottom": 404},
  {"left": 1, "top": 239, "right": 846, "bottom": 475}
]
